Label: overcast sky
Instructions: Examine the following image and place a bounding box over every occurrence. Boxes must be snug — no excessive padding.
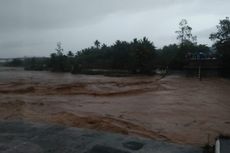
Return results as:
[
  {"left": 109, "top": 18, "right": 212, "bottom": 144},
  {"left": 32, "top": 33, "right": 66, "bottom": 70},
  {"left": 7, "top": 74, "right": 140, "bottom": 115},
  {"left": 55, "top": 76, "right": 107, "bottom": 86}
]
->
[{"left": 0, "top": 0, "right": 229, "bottom": 58}]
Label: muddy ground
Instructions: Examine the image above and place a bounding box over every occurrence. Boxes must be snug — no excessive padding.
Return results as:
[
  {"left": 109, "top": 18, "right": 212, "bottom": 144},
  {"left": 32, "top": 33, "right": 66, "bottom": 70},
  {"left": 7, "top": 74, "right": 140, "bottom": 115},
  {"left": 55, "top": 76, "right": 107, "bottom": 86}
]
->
[{"left": 0, "top": 67, "right": 230, "bottom": 146}]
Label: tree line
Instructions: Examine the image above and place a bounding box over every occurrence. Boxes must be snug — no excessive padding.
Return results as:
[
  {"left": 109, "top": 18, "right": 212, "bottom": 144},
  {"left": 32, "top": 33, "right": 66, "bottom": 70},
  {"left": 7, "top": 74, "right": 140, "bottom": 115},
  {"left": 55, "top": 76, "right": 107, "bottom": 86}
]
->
[
  {"left": 5, "top": 17, "right": 230, "bottom": 76},
  {"left": 46, "top": 37, "right": 156, "bottom": 74}
]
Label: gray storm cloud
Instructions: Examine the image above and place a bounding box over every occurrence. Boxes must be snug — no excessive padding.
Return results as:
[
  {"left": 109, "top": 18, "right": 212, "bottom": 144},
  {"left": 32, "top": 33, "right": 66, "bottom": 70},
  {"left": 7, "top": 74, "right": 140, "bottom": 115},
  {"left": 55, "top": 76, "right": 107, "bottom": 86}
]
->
[
  {"left": 0, "top": 0, "right": 187, "bottom": 31},
  {"left": 0, "top": 0, "right": 229, "bottom": 58}
]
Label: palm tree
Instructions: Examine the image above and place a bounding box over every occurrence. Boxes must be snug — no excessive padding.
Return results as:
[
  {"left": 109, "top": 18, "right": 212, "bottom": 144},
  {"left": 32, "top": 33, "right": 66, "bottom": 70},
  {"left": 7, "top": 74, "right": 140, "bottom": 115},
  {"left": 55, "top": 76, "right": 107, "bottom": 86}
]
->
[{"left": 94, "top": 40, "right": 100, "bottom": 49}]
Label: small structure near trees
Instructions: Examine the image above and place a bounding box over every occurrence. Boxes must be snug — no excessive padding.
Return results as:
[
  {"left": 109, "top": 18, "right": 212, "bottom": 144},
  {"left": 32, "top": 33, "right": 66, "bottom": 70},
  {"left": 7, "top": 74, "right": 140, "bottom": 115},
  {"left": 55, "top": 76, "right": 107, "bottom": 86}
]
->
[{"left": 185, "top": 52, "right": 221, "bottom": 79}]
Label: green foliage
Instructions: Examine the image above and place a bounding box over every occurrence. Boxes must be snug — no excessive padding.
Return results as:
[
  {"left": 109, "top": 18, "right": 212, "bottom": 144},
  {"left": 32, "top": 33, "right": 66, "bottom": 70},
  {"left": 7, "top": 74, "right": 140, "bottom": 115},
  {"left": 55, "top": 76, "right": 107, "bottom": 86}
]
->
[
  {"left": 9, "top": 39, "right": 156, "bottom": 74},
  {"left": 24, "top": 57, "right": 49, "bottom": 71},
  {"left": 129, "top": 37, "right": 156, "bottom": 74},
  {"left": 210, "top": 17, "right": 230, "bottom": 44},
  {"left": 19, "top": 17, "right": 225, "bottom": 75},
  {"left": 5, "top": 59, "right": 24, "bottom": 67},
  {"left": 210, "top": 17, "right": 230, "bottom": 76},
  {"left": 176, "top": 19, "right": 197, "bottom": 45},
  {"left": 50, "top": 43, "right": 73, "bottom": 72},
  {"left": 174, "top": 19, "right": 201, "bottom": 69},
  {"left": 74, "top": 37, "right": 156, "bottom": 74},
  {"left": 157, "top": 44, "right": 179, "bottom": 68},
  {"left": 157, "top": 43, "right": 211, "bottom": 69},
  {"left": 21, "top": 36, "right": 211, "bottom": 74}
]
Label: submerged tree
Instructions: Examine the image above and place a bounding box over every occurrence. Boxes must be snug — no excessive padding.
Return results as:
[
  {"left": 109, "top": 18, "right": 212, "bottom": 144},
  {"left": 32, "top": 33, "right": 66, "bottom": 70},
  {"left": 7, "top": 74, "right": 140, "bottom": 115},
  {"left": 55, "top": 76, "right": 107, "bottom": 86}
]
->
[{"left": 175, "top": 19, "right": 197, "bottom": 68}]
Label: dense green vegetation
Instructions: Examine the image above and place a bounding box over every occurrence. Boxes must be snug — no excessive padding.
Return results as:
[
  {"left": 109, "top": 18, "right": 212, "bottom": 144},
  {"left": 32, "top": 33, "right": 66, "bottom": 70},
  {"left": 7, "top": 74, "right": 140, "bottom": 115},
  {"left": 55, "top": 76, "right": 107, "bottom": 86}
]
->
[
  {"left": 4, "top": 58, "right": 24, "bottom": 67},
  {"left": 210, "top": 17, "right": 230, "bottom": 77},
  {"left": 156, "top": 43, "right": 210, "bottom": 69},
  {"left": 5, "top": 17, "right": 230, "bottom": 76},
  {"left": 47, "top": 37, "right": 156, "bottom": 74}
]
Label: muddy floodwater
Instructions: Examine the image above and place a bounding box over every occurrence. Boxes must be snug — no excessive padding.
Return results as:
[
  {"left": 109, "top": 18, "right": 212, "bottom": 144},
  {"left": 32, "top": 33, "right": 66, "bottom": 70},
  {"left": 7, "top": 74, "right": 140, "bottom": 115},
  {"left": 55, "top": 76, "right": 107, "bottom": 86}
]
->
[{"left": 0, "top": 67, "right": 230, "bottom": 146}]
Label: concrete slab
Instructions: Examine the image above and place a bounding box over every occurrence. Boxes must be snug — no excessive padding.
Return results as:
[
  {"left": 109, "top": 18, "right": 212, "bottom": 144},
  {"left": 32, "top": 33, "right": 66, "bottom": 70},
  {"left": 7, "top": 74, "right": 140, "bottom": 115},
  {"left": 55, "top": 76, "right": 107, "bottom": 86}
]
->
[{"left": 0, "top": 121, "right": 203, "bottom": 153}]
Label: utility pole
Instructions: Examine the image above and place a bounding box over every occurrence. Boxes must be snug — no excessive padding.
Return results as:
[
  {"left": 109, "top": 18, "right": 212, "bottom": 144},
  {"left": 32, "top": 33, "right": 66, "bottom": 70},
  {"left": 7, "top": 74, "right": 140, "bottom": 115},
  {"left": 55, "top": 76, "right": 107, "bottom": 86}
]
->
[
  {"left": 198, "top": 52, "right": 202, "bottom": 81},
  {"left": 198, "top": 65, "right": 201, "bottom": 81}
]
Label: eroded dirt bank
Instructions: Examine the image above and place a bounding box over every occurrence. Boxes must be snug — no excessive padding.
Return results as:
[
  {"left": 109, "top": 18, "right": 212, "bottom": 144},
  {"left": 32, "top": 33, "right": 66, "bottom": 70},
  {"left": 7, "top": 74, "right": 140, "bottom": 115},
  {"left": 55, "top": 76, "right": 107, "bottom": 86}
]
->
[{"left": 0, "top": 67, "right": 230, "bottom": 146}]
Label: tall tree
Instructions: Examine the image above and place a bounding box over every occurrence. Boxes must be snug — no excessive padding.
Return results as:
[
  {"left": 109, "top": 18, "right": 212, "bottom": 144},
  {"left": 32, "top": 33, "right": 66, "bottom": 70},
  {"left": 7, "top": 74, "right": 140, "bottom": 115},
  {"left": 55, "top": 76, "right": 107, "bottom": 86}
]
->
[
  {"left": 175, "top": 19, "right": 197, "bottom": 68},
  {"left": 210, "top": 17, "right": 230, "bottom": 44},
  {"left": 210, "top": 17, "right": 230, "bottom": 76},
  {"left": 176, "top": 19, "right": 197, "bottom": 46},
  {"left": 130, "top": 37, "right": 156, "bottom": 74},
  {"left": 50, "top": 42, "right": 66, "bottom": 72},
  {"left": 56, "top": 42, "right": 64, "bottom": 56}
]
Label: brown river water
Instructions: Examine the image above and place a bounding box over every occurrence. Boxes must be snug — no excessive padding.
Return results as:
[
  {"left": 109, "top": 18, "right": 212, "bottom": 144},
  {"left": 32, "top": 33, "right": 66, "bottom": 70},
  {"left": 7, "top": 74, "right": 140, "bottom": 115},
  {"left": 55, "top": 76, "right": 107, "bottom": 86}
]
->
[{"left": 0, "top": 67, "right": 230, "bottom": 146}]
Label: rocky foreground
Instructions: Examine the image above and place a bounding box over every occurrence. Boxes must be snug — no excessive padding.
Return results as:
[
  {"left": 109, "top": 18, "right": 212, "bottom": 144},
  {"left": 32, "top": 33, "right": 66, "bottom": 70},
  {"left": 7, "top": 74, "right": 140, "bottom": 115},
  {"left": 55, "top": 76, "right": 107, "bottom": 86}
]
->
[{"left": 0, "top": 121, "right": 202, "bottom": 153}]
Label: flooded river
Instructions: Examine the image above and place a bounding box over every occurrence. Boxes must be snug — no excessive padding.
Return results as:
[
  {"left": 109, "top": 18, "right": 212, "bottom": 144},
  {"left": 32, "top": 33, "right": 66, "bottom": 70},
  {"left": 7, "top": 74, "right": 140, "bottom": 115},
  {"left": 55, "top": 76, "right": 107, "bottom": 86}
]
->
[{"left": 0, "top": 67, "right": 230, "bottom": 146}]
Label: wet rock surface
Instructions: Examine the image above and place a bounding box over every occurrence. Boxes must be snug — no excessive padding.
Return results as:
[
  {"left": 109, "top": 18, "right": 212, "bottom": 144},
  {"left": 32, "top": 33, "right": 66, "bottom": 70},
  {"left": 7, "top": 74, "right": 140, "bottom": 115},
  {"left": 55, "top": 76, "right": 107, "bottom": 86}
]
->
[
  {"left": 0, "top": 121, "right": 202, "bottom": 153},
  {"left": 122, "top": 141, "right": 144, "bottom": 150},
  {"left": 85, "top": 145, "right": 131, "bottom": 153}
]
